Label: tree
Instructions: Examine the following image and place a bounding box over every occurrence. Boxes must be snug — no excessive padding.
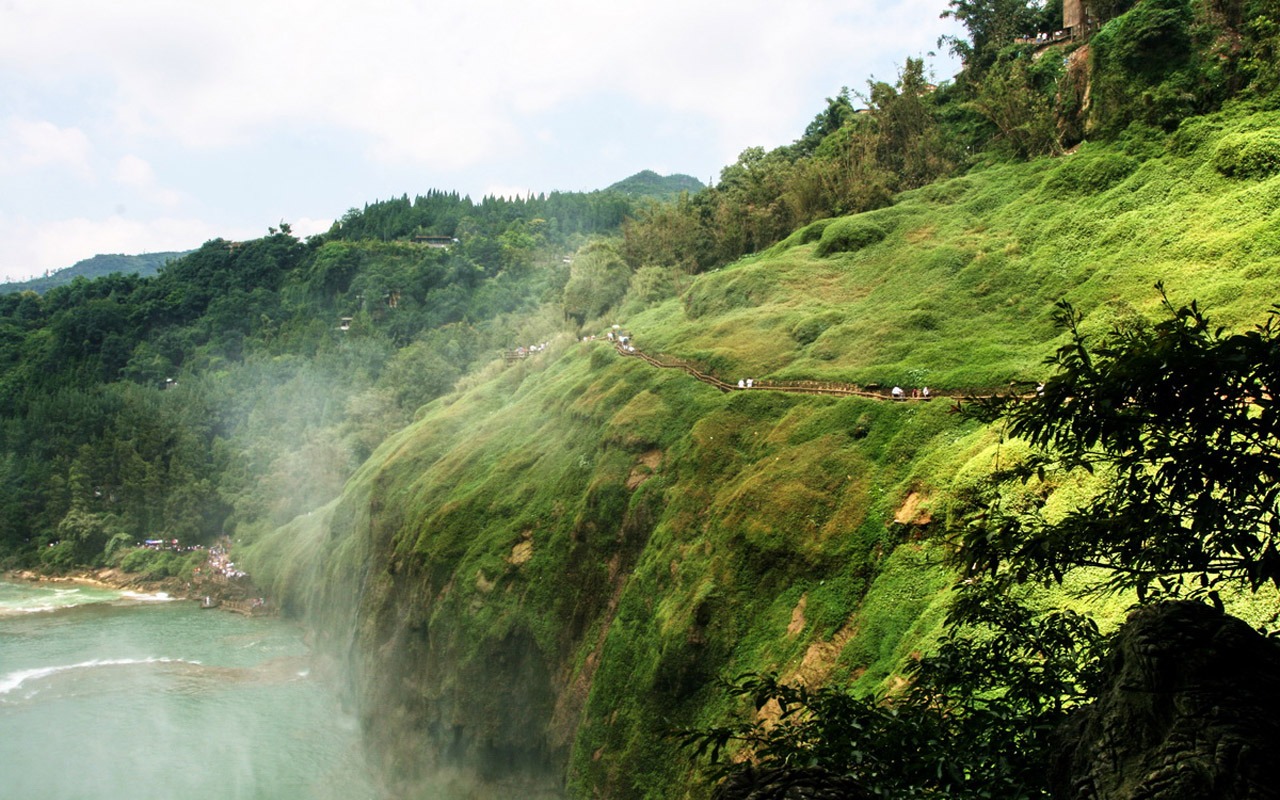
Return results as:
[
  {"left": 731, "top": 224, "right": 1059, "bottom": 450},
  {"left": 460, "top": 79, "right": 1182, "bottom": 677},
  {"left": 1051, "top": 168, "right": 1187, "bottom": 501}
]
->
[
  {"left": 681, "top": 582, "right": 1104, "bottom": 799},
  {"left": 942, "top": 0, "right": 1042, "bottom": 75},
  {"left": 866, "top": 58, "right": 958, "bottom": 190},
  {"left": 793, "top": 88, "right": 857, "bottom": 156},
  {"left": 561, "top": 240, "right": 630, "bottom": 325},
  {"left": 968, "top": 55, "right": 1063, "bottom": 157},
  {"left": 958, "top": 287, "right": 1280, "bottom": 602}
]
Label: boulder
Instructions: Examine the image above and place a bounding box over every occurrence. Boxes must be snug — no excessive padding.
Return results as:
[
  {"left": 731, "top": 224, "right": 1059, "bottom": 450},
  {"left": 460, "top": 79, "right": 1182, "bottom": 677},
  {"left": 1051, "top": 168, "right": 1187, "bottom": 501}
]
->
[{"left": 1052, "top": 601, "right": 1280, "bottom": 799}]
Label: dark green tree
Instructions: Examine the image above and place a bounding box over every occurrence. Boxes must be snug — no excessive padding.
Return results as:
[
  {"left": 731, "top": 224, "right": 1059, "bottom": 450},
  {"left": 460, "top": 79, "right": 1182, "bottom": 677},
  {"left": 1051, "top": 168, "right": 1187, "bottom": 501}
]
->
[
  {"left": 561, "top": 240, "right": 630, "bottom": 325},
  {"left": 959, "top": 287, "right": 1280, "bottom": 602},
  {"left": 682, "top": 582, "right": 1104, "bottom": 799},
  {"left": 793, "top": 88, "right": 858, "bottom": 156},
  {"left": 942, "top": 0, "right": 1042, "bottom": 75}
]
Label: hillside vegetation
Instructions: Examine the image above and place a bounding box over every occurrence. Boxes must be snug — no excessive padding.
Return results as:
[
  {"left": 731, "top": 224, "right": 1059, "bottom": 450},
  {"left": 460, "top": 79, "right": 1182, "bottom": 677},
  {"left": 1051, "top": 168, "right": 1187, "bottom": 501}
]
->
[
  {"left": 247, "top": 99, "right": 1280, "bottom": 796},
  {"left": 0, "top": 251, "right": 190, "bottom": 295},
  {"left": 3, "top": 0, "right": 1279, "bottom": 796}
]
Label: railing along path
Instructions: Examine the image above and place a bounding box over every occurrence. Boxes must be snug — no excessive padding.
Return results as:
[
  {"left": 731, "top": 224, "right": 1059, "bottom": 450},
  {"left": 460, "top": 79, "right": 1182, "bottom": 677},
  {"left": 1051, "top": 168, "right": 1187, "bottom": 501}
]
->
[{"left": 608, "top": 340, "right": 947, "bottom": 402}]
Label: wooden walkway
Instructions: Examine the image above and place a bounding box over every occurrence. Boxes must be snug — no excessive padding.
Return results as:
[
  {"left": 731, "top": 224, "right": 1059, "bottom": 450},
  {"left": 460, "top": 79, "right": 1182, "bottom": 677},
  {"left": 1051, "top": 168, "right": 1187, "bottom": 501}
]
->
[{"left": 608, "top": 340, "right": 947, "bottom": 402}]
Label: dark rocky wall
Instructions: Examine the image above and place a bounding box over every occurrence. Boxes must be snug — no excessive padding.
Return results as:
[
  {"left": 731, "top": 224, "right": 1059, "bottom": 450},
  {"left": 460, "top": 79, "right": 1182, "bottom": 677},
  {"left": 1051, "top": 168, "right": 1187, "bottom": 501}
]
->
[
  {"left": 354, "top": 562, "right": 566, "bottom": 799},
  {"left": 1052, "top": 601, "right": 1280, "bottom": 800}
]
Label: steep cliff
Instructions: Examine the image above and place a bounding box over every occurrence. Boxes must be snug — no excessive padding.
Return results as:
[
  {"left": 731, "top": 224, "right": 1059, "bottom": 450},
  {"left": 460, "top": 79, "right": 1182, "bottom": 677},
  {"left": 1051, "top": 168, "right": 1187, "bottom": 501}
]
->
[
  {"left": 253, "top": 337, "right": 968, "bottom": 796},
  {"left": 246, "top": 104, "right": 1280, "bottom": 798}
]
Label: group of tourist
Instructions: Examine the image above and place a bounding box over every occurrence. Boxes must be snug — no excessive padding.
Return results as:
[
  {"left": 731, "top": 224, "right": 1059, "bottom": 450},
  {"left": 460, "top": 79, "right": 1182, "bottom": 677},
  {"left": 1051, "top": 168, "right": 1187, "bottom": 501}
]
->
[
  {"left": 891, "top": 386, "right": 930, "bottom": 400},
  {"left": 142, "top": 538, "right": 199, "bottom": 551},
  {"left": 588, "top": 328, "right": 941, "bottom": 402},
  {"left": 202, "top": 545, "right": 246, "bottom": 580},
  {"left": 607, "top": 329, "right": 637, "bottom": 353},
  {"left": 1018, "top": 29, "right": 1069, "bottom": 43}
]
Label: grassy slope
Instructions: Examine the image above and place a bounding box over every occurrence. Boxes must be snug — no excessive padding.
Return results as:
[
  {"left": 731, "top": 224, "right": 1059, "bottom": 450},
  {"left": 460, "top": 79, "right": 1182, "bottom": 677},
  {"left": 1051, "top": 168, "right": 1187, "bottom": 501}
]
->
[
  {"left": 655, "top": 109, "right": 1280, "bottom": 393},
  {"left": 246, "top": 104, "right": 1280, "bottom": 798}
]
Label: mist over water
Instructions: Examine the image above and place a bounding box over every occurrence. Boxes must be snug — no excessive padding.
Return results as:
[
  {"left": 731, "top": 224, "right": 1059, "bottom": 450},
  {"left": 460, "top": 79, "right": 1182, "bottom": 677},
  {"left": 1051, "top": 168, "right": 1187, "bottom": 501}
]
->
[{"left": 0, "top": 580, "right": 378, "bottom": 800}]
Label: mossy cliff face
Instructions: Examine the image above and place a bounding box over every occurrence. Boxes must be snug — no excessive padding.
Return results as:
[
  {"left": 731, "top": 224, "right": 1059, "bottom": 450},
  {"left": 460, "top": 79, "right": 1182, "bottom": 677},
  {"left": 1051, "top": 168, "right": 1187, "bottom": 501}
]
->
[
  {"left": 249, "top": 341, "right": 967, "bottom": 797},
  {"left": 245, "top": 106, "right": 1280, "bottom": 797}
]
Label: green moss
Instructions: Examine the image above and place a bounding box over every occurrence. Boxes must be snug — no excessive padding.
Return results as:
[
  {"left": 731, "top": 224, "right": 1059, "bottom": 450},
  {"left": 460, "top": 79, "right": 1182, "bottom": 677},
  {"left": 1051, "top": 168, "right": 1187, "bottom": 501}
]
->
[
  {"left": 251, "top": 102, "right": 1280, "bottom": 799},
  {"left": 1213, "top": 129, "right": 1280, "bottom": 178},
  {"left": 840, "top": 542, "right": 953, "bottom": 690},
  {"left": 815, "top": 217, "right": 888, "bottom": 257},
  {"left": 1043, "top": 151, "right": 1140, "bottom": 194}
]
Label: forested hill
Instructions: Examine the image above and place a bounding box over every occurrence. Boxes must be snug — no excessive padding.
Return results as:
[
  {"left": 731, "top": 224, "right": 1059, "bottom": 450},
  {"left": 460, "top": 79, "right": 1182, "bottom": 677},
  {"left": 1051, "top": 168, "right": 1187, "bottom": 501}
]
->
[
  {"left": 0, "top": 251, "right": 190, "bottom": 295},
  {"left": 0, "top": 189, "right": 640, "bottom": 565},
  {"left": 2, "top": 0, "right": 1280, "bottom": 796},
  {"left": 606, "top": 170, "right": 706, "bottom": 199}
]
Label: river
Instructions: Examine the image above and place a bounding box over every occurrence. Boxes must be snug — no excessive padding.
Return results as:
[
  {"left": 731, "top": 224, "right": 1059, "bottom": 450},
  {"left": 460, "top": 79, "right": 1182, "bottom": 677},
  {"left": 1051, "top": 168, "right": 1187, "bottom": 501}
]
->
[{"left": 0, "top": 578, "right": 379, "bottom": 800}]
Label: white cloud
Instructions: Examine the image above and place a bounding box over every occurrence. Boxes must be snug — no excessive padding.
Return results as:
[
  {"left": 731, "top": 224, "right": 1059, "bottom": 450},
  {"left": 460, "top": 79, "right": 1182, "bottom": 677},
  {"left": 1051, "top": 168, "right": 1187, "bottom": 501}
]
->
[
  {"left": 0, "top": 213, "right": 244, "bottom": 282},
  {"left": 0, "top": 118, "right": 93, "bottom": 177},
  {"left": 113, "top": 154, "right": 184, "bottom": 207},
  {"left": 113, "top": 154, "right": 156, "bottom": 187},
  {"left": 286, "top": 216, "right": 334, "bottom": 241},
  {"left": 0, "top": 0, "right": 960, "bottom": 169}
]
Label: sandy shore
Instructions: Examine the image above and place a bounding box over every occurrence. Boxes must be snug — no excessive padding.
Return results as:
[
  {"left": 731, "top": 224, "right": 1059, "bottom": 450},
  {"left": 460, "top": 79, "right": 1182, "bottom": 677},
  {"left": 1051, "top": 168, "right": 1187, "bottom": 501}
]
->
[
  {"left": 4, "top": 567, "right": 271, "bottom": 614},
  {"left": 7, "top": 567, "right": 175, "bottom": 592}
]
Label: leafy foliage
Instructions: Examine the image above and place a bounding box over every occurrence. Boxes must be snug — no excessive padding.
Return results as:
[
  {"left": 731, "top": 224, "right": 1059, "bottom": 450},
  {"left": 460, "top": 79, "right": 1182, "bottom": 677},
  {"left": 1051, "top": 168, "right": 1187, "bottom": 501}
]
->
[
  {"left": 959, "top": 288, "right": 1280, "bottom": 600},
  {"left": 562, "top": 240, "right": 631, "bottom": 324},
  {"left": 969, "top": 54, "right": 1064, "bottom": 157},
  {"left": 681, "top": 583, "right": 1105, "bottom": 799},
  {"left": 941, "top": 0, "right": 1044, "bottom": 75}
]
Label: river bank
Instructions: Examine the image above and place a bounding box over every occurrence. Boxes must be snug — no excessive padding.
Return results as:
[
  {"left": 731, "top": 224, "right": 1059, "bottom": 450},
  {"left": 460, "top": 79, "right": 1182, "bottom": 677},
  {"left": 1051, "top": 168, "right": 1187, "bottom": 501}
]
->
[{"left": 3, "top": 564, "right": 273, "bottom": 616}]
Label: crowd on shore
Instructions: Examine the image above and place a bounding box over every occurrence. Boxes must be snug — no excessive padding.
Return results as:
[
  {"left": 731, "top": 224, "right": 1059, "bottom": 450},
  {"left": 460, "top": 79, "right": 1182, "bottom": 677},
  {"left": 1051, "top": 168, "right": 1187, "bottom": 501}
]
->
[
  {"left": 8, "top": 535, "right": 266, "bottom": 614},
  {"left": 195, "top": 544, "right": 247, "bottom": 580}
]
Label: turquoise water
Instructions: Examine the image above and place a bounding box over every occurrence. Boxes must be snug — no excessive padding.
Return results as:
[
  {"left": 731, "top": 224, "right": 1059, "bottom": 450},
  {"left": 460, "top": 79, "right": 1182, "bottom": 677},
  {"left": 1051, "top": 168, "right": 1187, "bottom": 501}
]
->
[{"left": 0, "top": 580, "right": 379, "bottom": 800}]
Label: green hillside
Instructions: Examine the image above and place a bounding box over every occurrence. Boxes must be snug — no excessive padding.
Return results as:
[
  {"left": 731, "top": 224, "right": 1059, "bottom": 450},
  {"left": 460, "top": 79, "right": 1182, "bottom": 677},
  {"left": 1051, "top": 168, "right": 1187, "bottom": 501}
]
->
[
  {"left": 607, "top": 170, "right": 707, "bottom": 199},
  {"left": 0, "top": 251, "right": 189, "bottom": 295},
  {"left": 245, "top": 102, "right": 1280, "bottom": 797},
  {"left": 3, "top": 0, "right": 1279, "bottom": 795}
]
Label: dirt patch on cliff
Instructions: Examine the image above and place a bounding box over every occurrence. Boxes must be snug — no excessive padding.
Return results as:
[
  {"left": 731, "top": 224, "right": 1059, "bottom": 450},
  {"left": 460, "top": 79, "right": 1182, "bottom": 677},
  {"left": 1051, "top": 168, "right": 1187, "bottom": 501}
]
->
[
  {"left": 756, "top": 621, "right": 860, "bottom": 730},
  {"left": 893, "top": 490, "right": 932, "bottom": 526},
  {"left": 787, "top": 594, "right": 807, "bottom": 637},
  {"left": 507, "top": 529, "right": 534, "bottom": 565},
  {"left": 508, "top": 541, "right": 533, "bottom": 565},
  {"left": 786, "top": 621, "right": 860, "bottom": 688},
  {"left": 626, "top": 449, "right": 663, "bottom": 490}
]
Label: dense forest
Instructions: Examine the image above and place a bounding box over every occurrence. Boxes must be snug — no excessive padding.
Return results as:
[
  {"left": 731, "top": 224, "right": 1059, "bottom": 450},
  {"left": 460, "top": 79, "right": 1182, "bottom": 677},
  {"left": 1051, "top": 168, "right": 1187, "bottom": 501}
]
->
[
  {"left": 0, "top": 184, "right": 656, "bottom": 573},
  {"left": 3, "top": 0, "right": 1280, "bottom": 796}
]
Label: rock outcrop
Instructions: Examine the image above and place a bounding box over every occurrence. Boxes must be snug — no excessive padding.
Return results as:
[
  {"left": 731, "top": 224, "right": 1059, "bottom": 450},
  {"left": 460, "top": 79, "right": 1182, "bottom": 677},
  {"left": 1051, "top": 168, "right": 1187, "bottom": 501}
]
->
[{"left": 1052, "top": 601, "right": 1280, "bottom": 800}]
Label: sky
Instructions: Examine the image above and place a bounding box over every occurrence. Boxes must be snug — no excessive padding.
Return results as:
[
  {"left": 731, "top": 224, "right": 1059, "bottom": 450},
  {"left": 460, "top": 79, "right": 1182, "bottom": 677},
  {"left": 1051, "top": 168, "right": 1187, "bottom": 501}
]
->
[{"left": 0, "top": 0, "right": 963, "bottom": 283}]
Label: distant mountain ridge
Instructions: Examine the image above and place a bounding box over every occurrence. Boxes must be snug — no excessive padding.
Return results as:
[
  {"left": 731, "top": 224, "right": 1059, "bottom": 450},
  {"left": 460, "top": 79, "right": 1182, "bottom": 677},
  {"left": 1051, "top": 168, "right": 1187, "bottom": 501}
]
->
[
  {"left": 0, "top": 170, "right": 695, "bottom": 295},
  {"left": 606, "top": 170, "right": 704, "bottom": 199},
  {"left": 1, "top": 251, "right": 189, "bottom": 295}
]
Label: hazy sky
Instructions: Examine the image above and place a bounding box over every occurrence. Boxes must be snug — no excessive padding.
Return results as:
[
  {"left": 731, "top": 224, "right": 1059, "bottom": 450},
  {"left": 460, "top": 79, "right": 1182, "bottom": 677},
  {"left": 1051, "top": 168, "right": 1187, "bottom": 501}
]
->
[{"left": 0, "top": 0, "right": 962, "bottom": 282}]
